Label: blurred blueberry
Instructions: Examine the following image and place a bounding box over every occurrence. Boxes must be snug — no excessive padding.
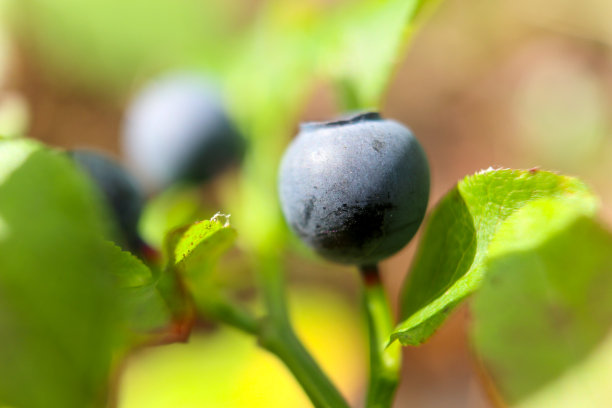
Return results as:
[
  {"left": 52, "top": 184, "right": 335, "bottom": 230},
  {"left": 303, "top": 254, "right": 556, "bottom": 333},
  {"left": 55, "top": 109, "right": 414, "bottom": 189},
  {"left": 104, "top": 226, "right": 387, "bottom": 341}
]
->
[{"left": 122, "top": 74, "right": 245, "bottom": 191}]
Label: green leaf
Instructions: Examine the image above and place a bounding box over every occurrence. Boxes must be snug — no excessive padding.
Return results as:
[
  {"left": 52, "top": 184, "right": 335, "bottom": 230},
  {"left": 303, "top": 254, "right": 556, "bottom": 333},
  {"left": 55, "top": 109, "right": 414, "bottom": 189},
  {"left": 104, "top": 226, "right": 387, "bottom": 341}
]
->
[
  {"left": 102, "top": 241, "right": 170, "bottom": 333},
  {"left": 0, "top": 143, "right": 120, "bottom": 407},
  {"left": 158, "top": 214, "right": 239, "bottom": 328},
  {"left": 168, "top": 214, "right": 237, "bottom": 276},
  {"left": 104, "top": 240, "right": 153, "bottom": 288},
  {"left": 471, "top": 204, "right": 612, "bottom": 407},
  {"left": 393, "top": 169, "right": 598, "bottom": 346},
  {"left": 317, "top": 0, "right": 440, "bottom": 109}
]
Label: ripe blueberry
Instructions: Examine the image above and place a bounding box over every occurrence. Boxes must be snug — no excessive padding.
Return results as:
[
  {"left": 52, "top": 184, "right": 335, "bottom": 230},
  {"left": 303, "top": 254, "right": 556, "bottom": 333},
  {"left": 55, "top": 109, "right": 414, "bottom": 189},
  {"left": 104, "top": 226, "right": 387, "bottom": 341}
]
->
[
  {"left": 278, "top": 112, "right": 430, "bottom": 266},
  {"left": 121, "top": 73, "right": 245, "bottom": 191},
  {"left": 69, "top": 149, "right": 145, "bottom": 251}
]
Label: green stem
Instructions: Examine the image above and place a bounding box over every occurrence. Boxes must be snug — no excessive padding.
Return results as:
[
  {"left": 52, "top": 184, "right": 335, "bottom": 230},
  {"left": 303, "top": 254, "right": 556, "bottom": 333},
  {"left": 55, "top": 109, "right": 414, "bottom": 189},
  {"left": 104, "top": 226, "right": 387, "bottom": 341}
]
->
[
  {"left": 338, "top": 80, "right": 362, "bottom": 112},
  {"left": 360, "top": 265, "right": 402, "bottom": 408},
  {"left": 186, "top": 253, "right": 348, "bottom": 407},
  {"left": 255, "top": 253, "right": 350, "bottom": 408},
  {"left": 194, "top": 292, "right": 259, "bottom": 335},
  {"left": 258, "top": 319, "right": 350, "bottom": 408}
]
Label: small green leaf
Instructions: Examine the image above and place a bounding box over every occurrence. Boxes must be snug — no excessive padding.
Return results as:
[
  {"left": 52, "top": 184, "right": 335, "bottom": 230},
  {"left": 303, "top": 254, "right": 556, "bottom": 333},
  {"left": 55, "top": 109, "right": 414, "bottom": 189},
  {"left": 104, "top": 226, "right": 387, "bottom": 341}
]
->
[
  {"left": 102, "top": 241, "right": 170, "bottom": 333},
  {"left": 471, "top": 205, "right": 612, "bottom": 407},
  {"left": 169, "top": 214, "right": 237, "bottom": 276},
  {"left": 158, "top": 214, "right": 238, "bottom": 327},
  {"left": 393, "top": 169, "right": 598, "bottom": 346}
]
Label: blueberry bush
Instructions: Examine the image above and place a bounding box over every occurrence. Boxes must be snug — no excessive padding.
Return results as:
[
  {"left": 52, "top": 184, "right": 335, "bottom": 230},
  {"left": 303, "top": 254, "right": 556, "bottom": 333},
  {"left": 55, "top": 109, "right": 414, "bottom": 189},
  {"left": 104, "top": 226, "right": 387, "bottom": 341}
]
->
[{"left": 2, "top": 0, "right": 612, "bottom": 407}]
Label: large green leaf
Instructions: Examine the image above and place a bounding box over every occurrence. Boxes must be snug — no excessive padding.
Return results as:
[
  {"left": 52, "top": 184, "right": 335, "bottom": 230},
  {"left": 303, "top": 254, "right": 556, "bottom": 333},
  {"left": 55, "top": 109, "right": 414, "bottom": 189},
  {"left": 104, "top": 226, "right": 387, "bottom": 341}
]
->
[
  {"left": 0, "top": 143, "right": 119, "bottom": 407},
  {"left": 471, "top": 201, "right": 612, "bottom": 407},
  {"left": 0, "top": 140, "right": 171, "bottom": 407},
  {"left": 393, "top": 169, "right": 598, "bottom": 345}
]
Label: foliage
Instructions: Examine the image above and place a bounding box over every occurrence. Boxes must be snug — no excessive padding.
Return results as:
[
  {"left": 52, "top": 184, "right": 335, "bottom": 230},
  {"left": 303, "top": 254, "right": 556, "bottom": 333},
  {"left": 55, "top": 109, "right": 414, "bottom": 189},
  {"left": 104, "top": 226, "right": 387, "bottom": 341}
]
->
[
  {"left": 471, "top": 206, "right": 612, "bottom": 407},
  {"left": 393, "top": 168, "right": 612, "bottom": 406},
  {"left": 0, "top": 141, "right": 157, "bottom": 407},
  {"left": 394, "top": 169, "right": 598, "bottom": 345}
]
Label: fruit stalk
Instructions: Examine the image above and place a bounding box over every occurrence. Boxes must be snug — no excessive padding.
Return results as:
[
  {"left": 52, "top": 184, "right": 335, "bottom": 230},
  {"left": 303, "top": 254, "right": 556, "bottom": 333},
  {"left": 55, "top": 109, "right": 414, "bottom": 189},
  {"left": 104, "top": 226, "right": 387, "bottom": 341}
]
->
[
  {"left": 361, "top": 264, "right": 402, "bottom": 408},
  {"left": 255, "top": 253, "right": 350, "bottom": 408}
]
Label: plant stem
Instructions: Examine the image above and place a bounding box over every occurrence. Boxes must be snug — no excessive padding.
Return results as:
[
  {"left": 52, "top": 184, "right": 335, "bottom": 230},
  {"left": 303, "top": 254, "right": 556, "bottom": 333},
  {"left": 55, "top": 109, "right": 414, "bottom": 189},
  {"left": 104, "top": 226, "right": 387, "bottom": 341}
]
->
[
  {"left": 258, "top": 318, "right": 350, "bottom": 408},
  {"left": 187, "top": 252, "right": 348, "bottom": 408},
  {"left": 360, "top": 265, "right": 402, "bottom": 408},
  {"left": 255, "top": 253, "right": 350, "bottom": 408},
  {"left": 338, "top": 80, "right": 362, "bottom": 112},
  {"left": 194, "top": 292, "right": 259, "bottom": 335}
]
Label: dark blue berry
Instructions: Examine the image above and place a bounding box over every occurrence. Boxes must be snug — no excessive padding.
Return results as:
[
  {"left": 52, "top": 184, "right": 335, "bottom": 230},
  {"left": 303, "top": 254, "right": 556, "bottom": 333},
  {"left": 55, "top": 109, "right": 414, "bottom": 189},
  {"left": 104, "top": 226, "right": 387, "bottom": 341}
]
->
[
  {"left": 122, "top": 74, "right": 245, "bottom": 191},
  {"left": 69, "top": 149, "right": 145, "bottom": 252},
  {"left": 278, "top": 112, "right": 430, "bottom": 266}
]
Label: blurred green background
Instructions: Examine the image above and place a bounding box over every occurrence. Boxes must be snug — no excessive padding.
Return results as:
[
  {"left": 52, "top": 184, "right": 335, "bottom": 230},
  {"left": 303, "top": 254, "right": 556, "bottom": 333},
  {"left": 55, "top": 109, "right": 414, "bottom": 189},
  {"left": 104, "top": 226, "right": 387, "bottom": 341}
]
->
[{"left": 2, "top": 0, "right": 612, "bottom": 407}]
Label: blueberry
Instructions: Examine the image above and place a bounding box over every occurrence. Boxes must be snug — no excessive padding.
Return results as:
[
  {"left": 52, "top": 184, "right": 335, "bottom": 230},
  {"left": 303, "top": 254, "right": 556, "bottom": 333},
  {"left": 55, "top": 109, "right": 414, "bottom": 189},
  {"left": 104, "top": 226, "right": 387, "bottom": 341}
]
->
[
  {"left": 278, "top": 112, "right": 430, "bottom": 266},
  {"left": 121, "top": 73, "right": 245, "bottom": 191},
  {"left": 69, "top": 149, "right": 145, "bottom": 252}
]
